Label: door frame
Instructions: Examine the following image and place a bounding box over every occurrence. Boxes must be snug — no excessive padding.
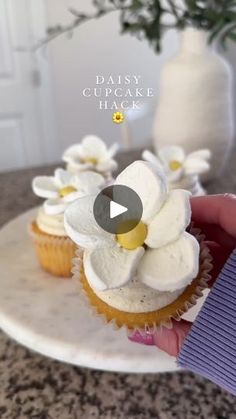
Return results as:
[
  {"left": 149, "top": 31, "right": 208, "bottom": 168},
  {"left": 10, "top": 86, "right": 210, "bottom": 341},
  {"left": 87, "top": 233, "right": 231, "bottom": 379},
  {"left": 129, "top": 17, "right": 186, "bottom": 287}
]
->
[{"left": 27, "top": 0, "right": 59, "bottom": 165}]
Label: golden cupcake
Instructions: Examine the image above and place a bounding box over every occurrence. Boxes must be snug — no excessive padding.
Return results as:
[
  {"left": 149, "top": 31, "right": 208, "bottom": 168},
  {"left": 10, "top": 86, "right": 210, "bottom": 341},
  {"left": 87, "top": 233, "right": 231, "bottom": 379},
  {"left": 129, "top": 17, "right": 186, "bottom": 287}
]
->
[
  {"left": 64, "top": 161, "right": 212, "bottom": 329},
  {"left": 29, "top": 168, "right": 105, "bottom": 278}
]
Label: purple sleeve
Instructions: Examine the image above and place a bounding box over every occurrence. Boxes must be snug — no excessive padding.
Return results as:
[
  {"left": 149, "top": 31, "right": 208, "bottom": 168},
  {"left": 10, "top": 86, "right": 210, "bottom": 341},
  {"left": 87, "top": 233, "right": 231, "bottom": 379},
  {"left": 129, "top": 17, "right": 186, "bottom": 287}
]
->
[{"left": 177, "top": 248, "right": 236, "bottom": 395}]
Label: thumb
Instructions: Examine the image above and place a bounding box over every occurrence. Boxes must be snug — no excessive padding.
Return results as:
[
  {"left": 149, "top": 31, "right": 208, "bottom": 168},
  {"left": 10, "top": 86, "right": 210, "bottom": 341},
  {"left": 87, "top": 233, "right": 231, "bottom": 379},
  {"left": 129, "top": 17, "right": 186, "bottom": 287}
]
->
[
  {"left": 128, "top": 319, "right": 192, "bottom": 357},
  {"left": 153, "top": 320, "right": 192, "bottom": 357}
]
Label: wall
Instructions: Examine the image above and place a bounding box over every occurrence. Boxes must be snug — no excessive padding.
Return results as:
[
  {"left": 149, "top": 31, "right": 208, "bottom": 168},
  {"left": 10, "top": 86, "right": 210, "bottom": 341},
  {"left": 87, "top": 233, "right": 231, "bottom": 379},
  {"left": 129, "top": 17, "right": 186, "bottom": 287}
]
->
[{"left": 45, "top": 0, "right": 180, "bottom": 155}]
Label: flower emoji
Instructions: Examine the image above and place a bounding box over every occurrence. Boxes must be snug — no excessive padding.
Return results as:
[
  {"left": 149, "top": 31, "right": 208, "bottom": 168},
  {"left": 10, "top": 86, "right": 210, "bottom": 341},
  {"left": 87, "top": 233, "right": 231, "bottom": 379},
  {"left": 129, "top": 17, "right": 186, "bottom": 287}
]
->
[
  {"left": 65, "top": 161, "right": 199, "bottom": 292},
  {"left": 62, "top": 135, "right": 119, "bottom": 176},
  {"left": 112, "top": 111, "right": 124, "bottom": 124},
  {"left": 32, "top": 168, "right": 105, "bottom": 215},
  {"left": 142, "top": 146, "right": 211, "bottom": 182}
]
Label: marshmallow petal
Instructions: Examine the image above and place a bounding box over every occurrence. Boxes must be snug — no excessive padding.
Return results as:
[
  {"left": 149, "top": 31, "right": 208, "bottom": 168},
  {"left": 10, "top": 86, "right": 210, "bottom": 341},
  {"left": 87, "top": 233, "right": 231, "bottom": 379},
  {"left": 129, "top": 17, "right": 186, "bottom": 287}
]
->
[
  {"left": 138, "top": 232, "right": 200, "bottom": 292},
  {"left": 184, "top": 158, "right": 210, "bottom": 175},
  {"left": 187, "top": 149, "right": 211, "bottom": 161},
  {"left": 54, "top": 168, "right": 73, "bottom": 187},
  {"left": 167, "top": 167, "right": 184, "bottom": 182},
  {"left": 72, "top": 171, "right": 105, "bottom": 192},
  {"left": 32, "top": 177, "right": 59, "bottom": 199},
  {"left": 62, "top": 144, "right": 83, "bottom": 164},
  {"left": 108, "top": 143, "right": 119, "bottom": 158},
  {"left": 44, "top": 198, "right": 67, "bottom": 215},
  {"left": 159, "top": 146, "right": 185, "bottom": 165},
  {"left": 96, "top": 159, "right": 118, "bottom": 172},
  {"left": 80, "top": 135, "right": 107, "bottom": 159},
  {"left": 114, "top": 161, "right": 167, "bottom": 222},
  {"left": 142, "top": 150, "right": 164, "bottom": 171},
  {"left": 84, "top": 246, "right": 144, "bottom": 291},
  {"left": 146, "top": 189, "right": 191, "bottom": 249},
  {"left": 64, "top": 195, "right": 115, "bottom": 250},
  {"left": 67, "top": 162, "right": 93, "bottom": 173}
]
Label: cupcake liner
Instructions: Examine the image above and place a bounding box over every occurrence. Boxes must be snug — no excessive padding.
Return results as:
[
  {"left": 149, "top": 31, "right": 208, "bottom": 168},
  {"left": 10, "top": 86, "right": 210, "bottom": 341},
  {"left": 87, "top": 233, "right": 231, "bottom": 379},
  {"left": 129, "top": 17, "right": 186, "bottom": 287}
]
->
[
  {"left": 29, "top": 221, "right": 77, "bottom": 278},
  {"left": 72, "top": 226, "right": 213, "bottom": 332}
]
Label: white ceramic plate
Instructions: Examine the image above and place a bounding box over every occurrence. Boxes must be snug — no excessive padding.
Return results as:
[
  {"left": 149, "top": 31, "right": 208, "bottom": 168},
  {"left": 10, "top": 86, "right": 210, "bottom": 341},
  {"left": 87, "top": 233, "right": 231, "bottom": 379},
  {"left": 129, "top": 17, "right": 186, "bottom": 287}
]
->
[{"left": 0, "top": 208, "right": 208, "bottom": 373}]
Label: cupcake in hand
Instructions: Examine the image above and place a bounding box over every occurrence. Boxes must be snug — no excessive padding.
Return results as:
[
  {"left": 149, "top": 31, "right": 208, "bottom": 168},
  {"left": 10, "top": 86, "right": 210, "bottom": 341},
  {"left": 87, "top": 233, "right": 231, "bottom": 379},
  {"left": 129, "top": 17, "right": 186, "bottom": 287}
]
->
[
  {"left": 64, "top": 161, "right": 212, "bottom": 331},
  {"left": 29, "top": 168, "right": 105, "bottom": 278},
  {"left": 62, "top": 135, "right": 119, "bottom": 180}
]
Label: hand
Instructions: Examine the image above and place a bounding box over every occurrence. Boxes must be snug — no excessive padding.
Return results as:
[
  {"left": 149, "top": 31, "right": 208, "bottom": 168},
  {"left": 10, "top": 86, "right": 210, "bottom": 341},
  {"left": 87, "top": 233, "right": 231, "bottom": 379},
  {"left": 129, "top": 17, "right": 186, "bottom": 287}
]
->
[{"left": 129, "top": 194, "right": 236, "bottom": 356}]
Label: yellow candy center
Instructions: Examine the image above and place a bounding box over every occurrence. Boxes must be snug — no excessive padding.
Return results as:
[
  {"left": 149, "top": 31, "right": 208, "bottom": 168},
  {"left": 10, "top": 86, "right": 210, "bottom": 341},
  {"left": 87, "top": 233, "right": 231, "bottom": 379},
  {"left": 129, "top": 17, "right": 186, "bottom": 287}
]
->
[
  {"left": 169, "top": 160, "right": 182, "bottom": 171},
  {"left": 82, "top": 157, "right": 98, "bottom": 165},
  {"left": 59, "top": 185, "right": 77, "bottom": 198},
  {"left": 116, "top": 221, "right": 147, "bottom": 250}
]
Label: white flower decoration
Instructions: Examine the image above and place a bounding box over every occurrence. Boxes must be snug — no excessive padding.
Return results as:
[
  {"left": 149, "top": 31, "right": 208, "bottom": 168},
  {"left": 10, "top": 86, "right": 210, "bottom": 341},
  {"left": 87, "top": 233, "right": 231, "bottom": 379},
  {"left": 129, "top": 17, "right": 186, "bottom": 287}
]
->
[
  {"left": 32, "top": 168, "right": 105, "bottom": 215},
  {"left": 64, "top": 161, "right": 199, "bottom": 293},
  {"left": 62, "top": 135, "right": 119, "bottom": 176},
  {"left": 142, "top": 146, "right": 211, "bottom": 182}
]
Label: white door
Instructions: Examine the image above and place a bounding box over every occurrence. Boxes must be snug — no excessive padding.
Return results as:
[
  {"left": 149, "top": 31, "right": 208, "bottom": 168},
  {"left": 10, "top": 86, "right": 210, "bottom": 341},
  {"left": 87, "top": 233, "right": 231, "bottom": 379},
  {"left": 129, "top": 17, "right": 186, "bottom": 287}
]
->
[{"left": 0, "top": 0, "right": 57, "bottom": 172}]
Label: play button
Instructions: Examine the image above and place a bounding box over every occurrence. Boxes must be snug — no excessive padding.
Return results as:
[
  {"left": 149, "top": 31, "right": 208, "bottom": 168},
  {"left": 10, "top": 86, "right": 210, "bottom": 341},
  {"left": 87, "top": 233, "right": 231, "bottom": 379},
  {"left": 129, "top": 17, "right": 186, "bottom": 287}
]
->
[
  {"left": 93, "top": 185, "right": 143, "bottom": 234},
  {"left": 110, "top": 201, "right": 128, "bottom": 219}
]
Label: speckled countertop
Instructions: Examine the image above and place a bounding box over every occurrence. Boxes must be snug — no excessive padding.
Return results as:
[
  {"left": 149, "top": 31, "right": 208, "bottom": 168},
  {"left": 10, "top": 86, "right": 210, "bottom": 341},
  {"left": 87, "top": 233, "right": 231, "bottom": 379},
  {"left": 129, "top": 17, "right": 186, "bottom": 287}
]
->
[{"left": 0, "top": 149, "right": 236, "bottom": 419}]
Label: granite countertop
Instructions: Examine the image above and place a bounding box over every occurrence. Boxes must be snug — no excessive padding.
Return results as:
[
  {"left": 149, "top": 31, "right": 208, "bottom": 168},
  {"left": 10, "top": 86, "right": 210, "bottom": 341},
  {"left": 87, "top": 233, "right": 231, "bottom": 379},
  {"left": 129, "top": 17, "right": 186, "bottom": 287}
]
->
[{"left": 0, "top": 149, "right": 236, "bottom": 419}]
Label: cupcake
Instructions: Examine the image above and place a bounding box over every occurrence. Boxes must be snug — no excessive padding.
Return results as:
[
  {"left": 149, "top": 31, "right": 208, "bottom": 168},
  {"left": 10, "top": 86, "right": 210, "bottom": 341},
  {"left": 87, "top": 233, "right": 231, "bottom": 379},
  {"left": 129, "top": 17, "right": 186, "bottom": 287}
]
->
[
  {"left": 64, "top": 161, "right": 212, "bottom": 330},
  {"left": 29, "top": 168, "right": 105, "bottom": 278},
  {"left": 142, "top": 146, "right": 211, "bottom": 196},
  {"left": 62, "top": 135, "right": 119, "bottom": 181}
]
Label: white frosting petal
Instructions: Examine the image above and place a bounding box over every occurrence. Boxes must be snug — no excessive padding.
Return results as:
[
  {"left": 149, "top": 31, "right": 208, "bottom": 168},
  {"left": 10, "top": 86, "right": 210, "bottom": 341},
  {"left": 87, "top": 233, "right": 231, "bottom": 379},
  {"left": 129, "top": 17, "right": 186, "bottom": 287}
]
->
[
  {"left": 146, "top": 189, "right": 191, "bottom": 249},
  {"left": 187, "top": 149, "right": 211, "bottom": 161},
  {"left": 84, "top": 246, "right": 145, "bottom": 291},
  {"left": 64, "top": 195, "right": 115, "bottom": 250},
  {"left": 32, "top": 177, "right": 59, "bottom": 199},
  {"left": 114, "top": 161, "right": 167, "bottom": 222},
  {"left": 159, "top": 146, "right": 185, "bottom": 165},
  {"left": 184, "top": 158, "right": 210, "bottom": 175},
  {"left": 138, "top": 232, "right": 200, "bottom": 292}
]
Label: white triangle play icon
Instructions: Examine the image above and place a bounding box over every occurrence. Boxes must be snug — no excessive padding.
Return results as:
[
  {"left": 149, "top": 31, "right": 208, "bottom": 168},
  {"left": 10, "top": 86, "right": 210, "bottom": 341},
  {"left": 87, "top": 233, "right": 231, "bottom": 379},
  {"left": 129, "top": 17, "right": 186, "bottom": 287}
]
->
[{"left": 110, "top": 200, "right": 128, "bottom": 219}]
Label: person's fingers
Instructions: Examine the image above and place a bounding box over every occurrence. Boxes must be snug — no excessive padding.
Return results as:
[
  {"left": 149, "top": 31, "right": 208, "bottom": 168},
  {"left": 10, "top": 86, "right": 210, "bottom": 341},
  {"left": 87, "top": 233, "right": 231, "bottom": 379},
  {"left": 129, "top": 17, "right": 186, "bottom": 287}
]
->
[
  {"left": 128, "top": 320, "right": 192, "bottom": 356},
  {"left": 153, "top": 320, "right": 192, "bottom": 357},
  {"left": 205, "top": 241, "right": 232, "bottom": 286},
  {"left": 193, "top": 222, "right": 235, "bottom": 249},
  {"left": 128, "top": 330, "right": 155, "bottom": 346},
  {"left": 191, "top": 194, "right": 236, "bottom": 241}
]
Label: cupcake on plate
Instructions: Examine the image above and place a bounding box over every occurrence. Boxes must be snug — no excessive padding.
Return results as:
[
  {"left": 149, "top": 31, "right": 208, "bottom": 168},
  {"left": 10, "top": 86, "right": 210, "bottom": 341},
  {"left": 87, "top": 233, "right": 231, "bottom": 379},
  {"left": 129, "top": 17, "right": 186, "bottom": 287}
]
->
[
  {"left": 29, "top": 168, "right": 105, "bottom": 278},
  {"left": 64, "top": 161, "right": 212, "bottom": 331},
  {"left": 142, "top": 146, "right": 211, "bottom": 196},
  {"left": 62, "top": 135, "right": 119, "bottom": 181}
]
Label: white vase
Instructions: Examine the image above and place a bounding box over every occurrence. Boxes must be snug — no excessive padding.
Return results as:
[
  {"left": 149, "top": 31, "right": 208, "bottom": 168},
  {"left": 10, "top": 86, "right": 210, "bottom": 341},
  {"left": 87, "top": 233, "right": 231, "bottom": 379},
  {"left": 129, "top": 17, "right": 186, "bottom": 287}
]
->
[{"left": 153, "top": 28, "right": 234, "bottom": 179}]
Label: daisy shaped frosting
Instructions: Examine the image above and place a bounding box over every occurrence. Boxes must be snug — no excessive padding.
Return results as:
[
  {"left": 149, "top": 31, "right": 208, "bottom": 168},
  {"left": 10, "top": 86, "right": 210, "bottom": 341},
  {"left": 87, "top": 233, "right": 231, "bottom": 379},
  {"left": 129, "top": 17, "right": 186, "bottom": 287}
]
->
[
  {"left": 62, "top": 135, "right": 119, "bottom": 176},
  {"left": 64, "top": 161, "right": 199, "bottom": 293},
  {"left": 32, "top": 168, "right": 105, "bottom": 215},
  {"left": 142, "top": 146, "right": 211, "bottom": 182}
]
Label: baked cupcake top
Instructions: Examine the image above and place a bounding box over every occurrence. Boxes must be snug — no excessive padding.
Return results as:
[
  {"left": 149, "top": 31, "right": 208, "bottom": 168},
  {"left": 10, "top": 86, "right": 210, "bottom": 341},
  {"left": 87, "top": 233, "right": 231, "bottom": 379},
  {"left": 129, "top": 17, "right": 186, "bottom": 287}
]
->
[
  {"left": 62, "top": 135, "right": 119, "bottom": 177},
  {"left": 32, "top": 168, "right": 105, "bottom": 236},
  {"left": 142, "top": 146, "right": 211, "bottom": 183},
  {"left": 65, "top": 161, "right": 200, "bottom": 296}
]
